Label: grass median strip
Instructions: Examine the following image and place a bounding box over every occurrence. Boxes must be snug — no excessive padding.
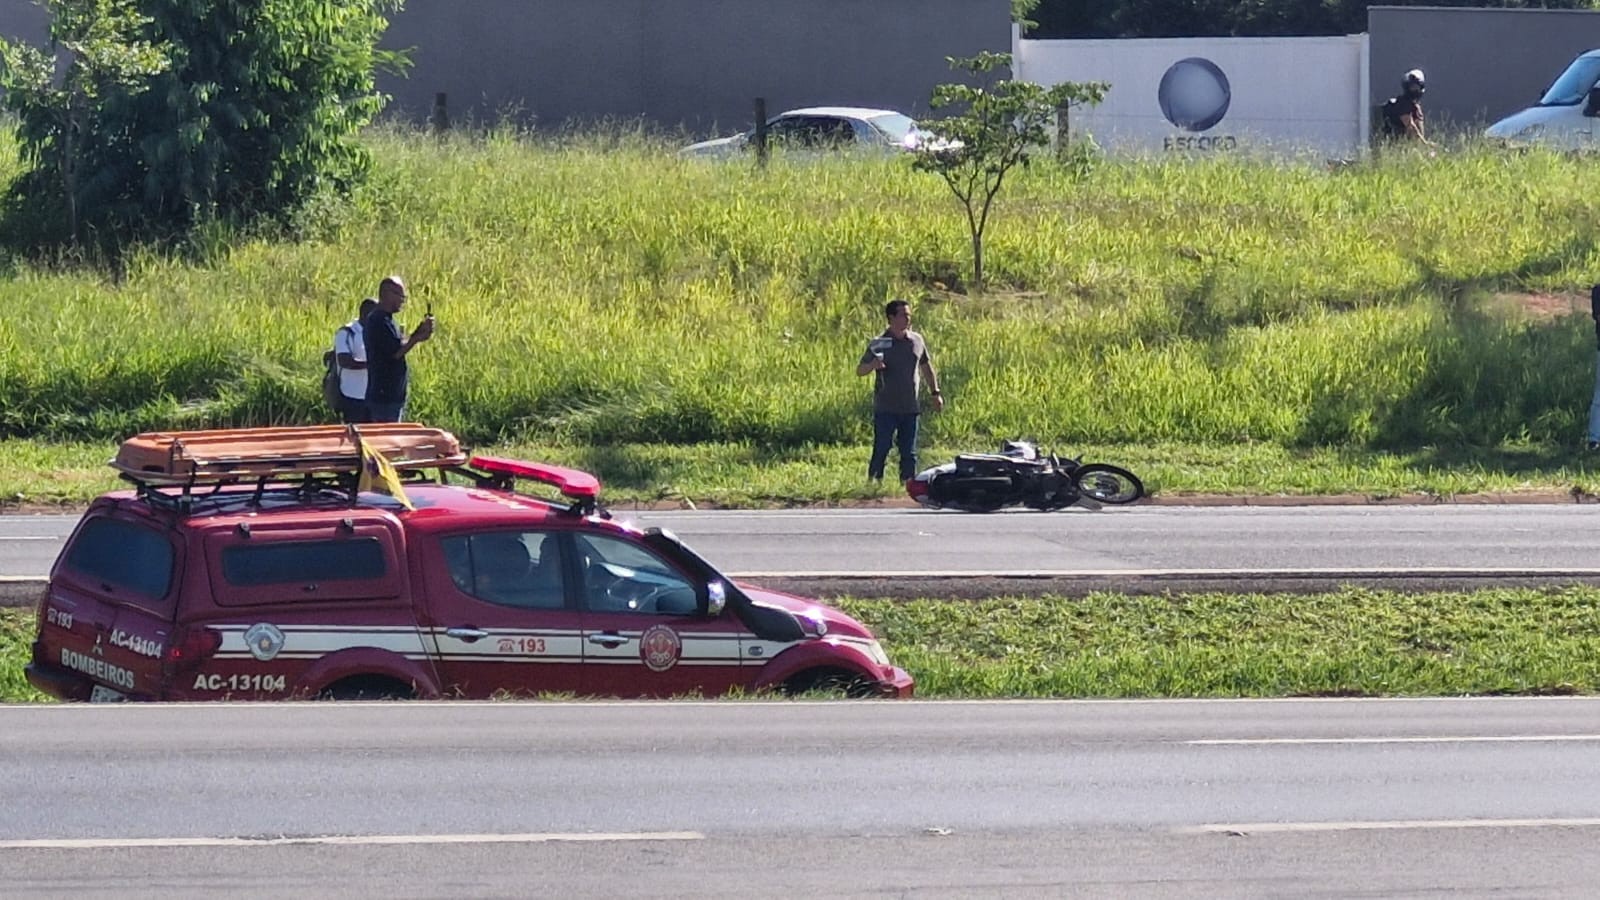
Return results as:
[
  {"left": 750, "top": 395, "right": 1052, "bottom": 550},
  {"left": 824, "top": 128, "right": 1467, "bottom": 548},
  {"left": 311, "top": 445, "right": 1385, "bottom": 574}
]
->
[
  {"left": 843, "top": 587, "right": 1600, "bottom": 698},
  {"left": 6, "top": 438, "right": 1600, "bottom": 507},
  {"left": 1, "top": 607, "right": 46, "bottom": 702},
  {"left": 5, "top": 586, "right": 1599, "bottom": 702}
]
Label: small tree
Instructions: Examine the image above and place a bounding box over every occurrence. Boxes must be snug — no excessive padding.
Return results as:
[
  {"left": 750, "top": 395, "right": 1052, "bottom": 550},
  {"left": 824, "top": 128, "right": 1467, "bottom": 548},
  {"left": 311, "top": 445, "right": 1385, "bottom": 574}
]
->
[
  {"left": 0, "top": 0, "right": 408, "bottom": 249},
  {"left": 913, "top": 51, "right": 1107, "bottom": 291}
]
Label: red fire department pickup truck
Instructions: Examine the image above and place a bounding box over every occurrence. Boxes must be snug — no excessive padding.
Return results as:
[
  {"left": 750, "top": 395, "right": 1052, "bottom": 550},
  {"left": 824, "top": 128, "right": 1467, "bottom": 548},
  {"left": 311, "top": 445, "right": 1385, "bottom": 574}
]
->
[{"left": 26, "top": 425, "right": 913, "bottom": 701}]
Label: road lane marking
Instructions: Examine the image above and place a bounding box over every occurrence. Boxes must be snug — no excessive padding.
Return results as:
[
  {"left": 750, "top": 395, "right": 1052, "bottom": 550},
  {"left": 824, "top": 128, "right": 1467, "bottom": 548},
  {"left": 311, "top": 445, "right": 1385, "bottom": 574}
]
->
[
  {"left": 9, "top": 563, "right": 1600, "bottom": 576},
  {"left": 1181, "top": 818, "right": 1600, "bottom": 835},
  {"left": 728, "top": 567, "right": 1600, "bottom": 577},
  {"left": 1188, "top": 735, "right": 1600, "bottom": 746},
  {"left": 0, "top": 831, "right": 705, "bottom": 850}
]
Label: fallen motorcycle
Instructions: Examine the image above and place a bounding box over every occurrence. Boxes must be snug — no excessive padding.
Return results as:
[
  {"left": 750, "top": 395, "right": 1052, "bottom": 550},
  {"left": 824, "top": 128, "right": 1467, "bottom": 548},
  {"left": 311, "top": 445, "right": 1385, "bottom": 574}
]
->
[{"left": 905, "top": 440, "right": 1144, "bottom": 512}]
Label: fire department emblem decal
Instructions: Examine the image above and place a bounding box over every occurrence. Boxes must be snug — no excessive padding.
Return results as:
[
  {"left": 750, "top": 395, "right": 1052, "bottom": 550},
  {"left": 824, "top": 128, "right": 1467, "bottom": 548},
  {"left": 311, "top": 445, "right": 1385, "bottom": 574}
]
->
[
  {"left": 639, "top": 625, "right": 682, "bottom": 673},
  {"left": 244, "top": 623, "right": 286, "bottom": 662}
]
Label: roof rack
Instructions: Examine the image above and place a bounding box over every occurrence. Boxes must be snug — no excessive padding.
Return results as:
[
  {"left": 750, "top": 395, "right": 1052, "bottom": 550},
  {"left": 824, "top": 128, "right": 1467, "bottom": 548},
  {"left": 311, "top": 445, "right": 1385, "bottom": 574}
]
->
[{"left": 112, "top": 424, "right": 467, "bottom": 486}]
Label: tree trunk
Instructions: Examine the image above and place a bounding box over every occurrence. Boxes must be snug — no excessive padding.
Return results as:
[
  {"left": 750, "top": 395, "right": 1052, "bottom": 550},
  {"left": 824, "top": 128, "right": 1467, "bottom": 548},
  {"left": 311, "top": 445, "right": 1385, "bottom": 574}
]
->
[
  {"left": 971, "top": 230, "right": 984, "bottom": 292},
  {"left": 63, "top": 111, "right": 79, "bottom": 248},
  {"left": 60, "top": 50, "right": 83, "bottom": 249}
]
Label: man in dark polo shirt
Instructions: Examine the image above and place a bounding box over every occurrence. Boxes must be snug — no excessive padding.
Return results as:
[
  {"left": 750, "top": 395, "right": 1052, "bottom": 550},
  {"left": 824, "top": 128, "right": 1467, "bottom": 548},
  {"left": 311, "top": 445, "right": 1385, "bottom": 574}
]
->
[
  {"left": 856, "top": 299, "right": 943, "bottom": 482},
  {"left": 363, "top": 275, "right": 434, "bottom": 423}
]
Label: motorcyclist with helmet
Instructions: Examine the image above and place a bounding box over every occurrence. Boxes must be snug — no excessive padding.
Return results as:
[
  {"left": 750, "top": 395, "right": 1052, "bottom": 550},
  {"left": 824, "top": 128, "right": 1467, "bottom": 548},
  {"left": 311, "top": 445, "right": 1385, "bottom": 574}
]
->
[{"left": 1381, "top": 69, "right": 1433, "bottom": 146}]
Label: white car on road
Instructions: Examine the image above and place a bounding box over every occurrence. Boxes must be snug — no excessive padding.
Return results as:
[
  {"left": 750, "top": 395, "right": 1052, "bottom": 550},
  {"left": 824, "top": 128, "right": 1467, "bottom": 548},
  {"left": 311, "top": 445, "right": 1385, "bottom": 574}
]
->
[{"left": 1485, "top": 47, "right": 1600, "bottom": 150}]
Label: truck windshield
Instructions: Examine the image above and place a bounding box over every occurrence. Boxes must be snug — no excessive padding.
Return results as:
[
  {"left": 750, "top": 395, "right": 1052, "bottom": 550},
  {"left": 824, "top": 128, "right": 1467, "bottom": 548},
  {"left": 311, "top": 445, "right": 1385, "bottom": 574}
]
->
[{"left": 1540, "top": 55, "right": 1600, "bottom": 106}]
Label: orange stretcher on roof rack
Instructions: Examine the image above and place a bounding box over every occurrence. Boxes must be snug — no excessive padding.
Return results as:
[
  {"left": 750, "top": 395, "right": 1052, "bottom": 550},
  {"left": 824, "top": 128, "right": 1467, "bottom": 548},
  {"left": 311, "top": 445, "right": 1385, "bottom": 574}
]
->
[{"left": 111, "top": 424, "right": 467, "bottom": 484}]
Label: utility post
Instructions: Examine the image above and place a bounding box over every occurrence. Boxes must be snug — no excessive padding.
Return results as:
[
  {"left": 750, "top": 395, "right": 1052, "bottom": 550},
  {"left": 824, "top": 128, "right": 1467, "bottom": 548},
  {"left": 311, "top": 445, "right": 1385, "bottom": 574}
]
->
[
  {"left": 1054, "top": 101, "right": 1069, "bottom": 163},
  {"left": 753, "top": 97, "right": 768, "bottom": 168},
  {"left": 430, "top": 92, "right": 451, "bottom": 136}
]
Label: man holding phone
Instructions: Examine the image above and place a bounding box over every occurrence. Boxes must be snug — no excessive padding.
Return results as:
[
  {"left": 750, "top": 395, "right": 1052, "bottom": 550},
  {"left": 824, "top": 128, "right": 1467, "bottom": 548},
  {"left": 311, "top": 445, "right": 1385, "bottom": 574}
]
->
[
  {"left": 363, "top": 274, "right": 435, "bottom": 423},
  {"left": 856, "top": 298, "right": 942, "bottom": 482}
]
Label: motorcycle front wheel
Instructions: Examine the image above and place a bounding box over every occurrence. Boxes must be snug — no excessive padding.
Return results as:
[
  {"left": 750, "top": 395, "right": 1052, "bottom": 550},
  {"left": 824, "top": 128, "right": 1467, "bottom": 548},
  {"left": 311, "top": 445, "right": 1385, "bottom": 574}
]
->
[{"left": 1071, "top": 464, "right": 1144, "bottom": 504}]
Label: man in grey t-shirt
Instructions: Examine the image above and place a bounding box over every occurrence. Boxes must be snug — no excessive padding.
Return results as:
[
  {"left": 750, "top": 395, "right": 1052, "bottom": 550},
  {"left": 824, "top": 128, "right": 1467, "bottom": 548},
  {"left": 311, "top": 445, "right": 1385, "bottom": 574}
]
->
[{"left": 856, "top": 299, "right": 943, "bottom": 481}]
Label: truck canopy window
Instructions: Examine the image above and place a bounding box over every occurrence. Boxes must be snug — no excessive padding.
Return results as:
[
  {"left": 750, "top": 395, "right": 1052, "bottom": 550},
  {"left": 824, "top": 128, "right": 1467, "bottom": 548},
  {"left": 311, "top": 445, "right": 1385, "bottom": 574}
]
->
[{"left": 222, "top": 539, "right": 387, "bottom": 586}]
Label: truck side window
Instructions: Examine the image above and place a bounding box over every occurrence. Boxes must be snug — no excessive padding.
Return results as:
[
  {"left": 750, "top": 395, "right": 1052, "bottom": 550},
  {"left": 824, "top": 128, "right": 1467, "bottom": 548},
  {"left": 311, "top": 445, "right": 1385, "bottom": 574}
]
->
[
  {"left": 221, "top": 539, "right": 386, "bottom": 586},
  {"left": 441, "top": 532, "right": 566, "bottom": 610},
  {"left": 575, "top": 534, "right": 698, "bottom": 616}
]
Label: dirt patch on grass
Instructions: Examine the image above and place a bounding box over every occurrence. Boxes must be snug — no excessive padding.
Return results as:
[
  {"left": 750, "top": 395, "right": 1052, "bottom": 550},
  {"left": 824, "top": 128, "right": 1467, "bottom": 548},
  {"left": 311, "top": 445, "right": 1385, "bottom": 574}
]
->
[{"left": 1487, "top": 290, "right": 1588, "bottom": 323}]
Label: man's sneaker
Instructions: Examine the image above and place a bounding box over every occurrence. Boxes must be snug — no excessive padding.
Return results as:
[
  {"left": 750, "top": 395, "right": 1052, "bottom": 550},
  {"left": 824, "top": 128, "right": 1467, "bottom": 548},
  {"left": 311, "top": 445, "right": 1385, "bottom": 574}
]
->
[{"left": 1587, "top": 441, "right": 1600, "bottom": 451}]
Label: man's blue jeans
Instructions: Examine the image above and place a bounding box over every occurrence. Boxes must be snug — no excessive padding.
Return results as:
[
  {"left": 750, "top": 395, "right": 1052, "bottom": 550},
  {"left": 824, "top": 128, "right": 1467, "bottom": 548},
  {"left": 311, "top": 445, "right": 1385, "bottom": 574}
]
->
[
  {"left": 367, "top": 401, "right": 407, "bottom": 424},
  {"left": 869, "top": 411, "right": 920, "bottom": 481}
]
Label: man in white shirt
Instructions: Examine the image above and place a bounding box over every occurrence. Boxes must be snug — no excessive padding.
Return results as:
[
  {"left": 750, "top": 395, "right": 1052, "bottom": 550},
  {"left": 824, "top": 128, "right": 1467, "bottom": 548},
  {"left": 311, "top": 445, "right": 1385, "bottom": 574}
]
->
[{"left": 335, "top": 298, "right": 377, "bottom": 424}]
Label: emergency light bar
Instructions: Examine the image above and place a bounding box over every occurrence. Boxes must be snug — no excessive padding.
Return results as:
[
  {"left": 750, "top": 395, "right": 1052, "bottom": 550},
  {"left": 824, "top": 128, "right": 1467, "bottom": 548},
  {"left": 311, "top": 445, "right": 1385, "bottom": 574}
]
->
[{"left": 467, "top": 455, "right": 601, "bottom": 500}]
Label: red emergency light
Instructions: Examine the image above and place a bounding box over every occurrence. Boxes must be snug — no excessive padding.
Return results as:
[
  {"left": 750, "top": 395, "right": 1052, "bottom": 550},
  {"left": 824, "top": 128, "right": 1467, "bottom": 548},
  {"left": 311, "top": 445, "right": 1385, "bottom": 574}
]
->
[{"left": 468, "top": 455, "right": 601, "bottom": 500}]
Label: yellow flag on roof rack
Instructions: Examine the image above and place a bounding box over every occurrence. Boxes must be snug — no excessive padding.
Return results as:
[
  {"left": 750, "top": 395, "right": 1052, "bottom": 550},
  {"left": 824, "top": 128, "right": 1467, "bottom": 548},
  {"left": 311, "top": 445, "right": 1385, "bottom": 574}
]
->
[{"left": 355, "top": 429, "right": 414, "bottom": 510}]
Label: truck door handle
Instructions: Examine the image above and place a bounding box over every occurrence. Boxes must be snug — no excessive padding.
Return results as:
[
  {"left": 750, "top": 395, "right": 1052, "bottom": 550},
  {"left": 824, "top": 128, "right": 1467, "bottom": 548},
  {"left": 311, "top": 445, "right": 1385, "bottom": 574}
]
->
[
  {"left": 445, "top": 627, "right": 489, "bottom": 642},
  {"left": 587, "top": 632, "right": 628, "bottom": 647}
]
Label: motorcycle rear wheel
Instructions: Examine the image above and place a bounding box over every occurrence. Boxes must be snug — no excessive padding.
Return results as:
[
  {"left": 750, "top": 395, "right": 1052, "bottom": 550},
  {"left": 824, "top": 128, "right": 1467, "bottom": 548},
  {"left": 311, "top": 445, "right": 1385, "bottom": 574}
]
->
[{"left": 1071, "top": 464, "right": 1144, "bottom": 504}]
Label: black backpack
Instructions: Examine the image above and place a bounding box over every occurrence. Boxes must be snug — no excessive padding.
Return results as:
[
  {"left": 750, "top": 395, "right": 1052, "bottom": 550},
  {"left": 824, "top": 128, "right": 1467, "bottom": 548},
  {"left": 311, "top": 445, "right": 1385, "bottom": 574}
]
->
[
  {"left": 1591, "top": 284, "right": 1600, "bottom": 349},
  {"left": 1380, "top": 98, "right": 1405, "bottom": 138},
  {"left": 321, "top": 325, "right": 353, "bottom": 412}
]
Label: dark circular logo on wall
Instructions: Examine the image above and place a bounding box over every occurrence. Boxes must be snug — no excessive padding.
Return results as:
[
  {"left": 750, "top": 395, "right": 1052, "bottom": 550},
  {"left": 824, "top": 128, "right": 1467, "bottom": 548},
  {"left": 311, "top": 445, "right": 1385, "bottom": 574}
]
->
[{"left": 1158, "top": 57, "right": 1232, "bottom": 132}]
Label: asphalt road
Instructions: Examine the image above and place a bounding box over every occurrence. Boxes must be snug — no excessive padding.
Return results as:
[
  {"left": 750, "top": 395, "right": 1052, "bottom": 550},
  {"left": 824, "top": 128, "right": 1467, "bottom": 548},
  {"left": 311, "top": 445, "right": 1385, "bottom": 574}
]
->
[
  {"left": 2, "top": 698, "right": 1599, "bottom": 897},
  {"left": 7, "top": 505, "right": 1600, "bottom": 601}
]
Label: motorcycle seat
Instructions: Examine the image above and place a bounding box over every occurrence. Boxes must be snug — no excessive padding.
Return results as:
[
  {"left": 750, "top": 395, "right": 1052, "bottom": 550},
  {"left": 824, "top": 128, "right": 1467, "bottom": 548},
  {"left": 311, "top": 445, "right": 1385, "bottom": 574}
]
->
[{"left": 955, "top": 453, "right": 1032, "bottom": 476}]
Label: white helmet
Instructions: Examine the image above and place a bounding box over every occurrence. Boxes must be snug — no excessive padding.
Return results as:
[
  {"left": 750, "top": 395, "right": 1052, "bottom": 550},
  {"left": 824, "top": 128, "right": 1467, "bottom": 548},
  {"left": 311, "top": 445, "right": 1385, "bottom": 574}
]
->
[{"left": 1403, "top": 69, "right": 1426, "bottom": 90}]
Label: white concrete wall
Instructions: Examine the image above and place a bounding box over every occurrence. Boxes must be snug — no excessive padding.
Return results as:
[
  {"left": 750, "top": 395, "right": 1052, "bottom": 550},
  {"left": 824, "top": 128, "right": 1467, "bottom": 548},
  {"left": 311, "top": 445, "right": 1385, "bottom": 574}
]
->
[{"left": 1017, "top": 36, "right": 1368, "bottom": 158}]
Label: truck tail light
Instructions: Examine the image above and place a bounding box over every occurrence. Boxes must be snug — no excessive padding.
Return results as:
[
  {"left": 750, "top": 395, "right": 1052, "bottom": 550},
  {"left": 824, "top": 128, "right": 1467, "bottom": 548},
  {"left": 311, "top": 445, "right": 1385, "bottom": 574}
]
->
[{"left": 163, "top": 627, "right": 222, "bottom": 676}]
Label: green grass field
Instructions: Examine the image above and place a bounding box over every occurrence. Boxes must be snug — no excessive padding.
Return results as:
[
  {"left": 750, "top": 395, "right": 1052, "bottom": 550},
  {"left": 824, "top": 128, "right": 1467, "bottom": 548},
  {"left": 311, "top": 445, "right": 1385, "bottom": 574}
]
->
[
  {"left": 5, "top": 585, "right": 1599, "bottom": 703},
  {"left": 1, "top": 128, "right": 1599, "bottom": 502}
]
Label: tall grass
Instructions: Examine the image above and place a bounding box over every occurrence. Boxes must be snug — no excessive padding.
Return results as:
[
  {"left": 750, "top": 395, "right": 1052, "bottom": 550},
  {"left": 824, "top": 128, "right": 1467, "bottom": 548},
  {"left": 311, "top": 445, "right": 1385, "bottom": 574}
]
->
[
  {"left": 0, "top": 125, "right": 1596, "bottom": 455},
  {"left": 0, "top": 605, "right": 44, "bottom": 702}
]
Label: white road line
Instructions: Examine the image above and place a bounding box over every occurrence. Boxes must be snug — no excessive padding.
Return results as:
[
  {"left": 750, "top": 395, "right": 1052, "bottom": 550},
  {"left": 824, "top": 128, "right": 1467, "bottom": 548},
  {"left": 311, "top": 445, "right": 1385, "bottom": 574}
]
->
[
  {"left": 3, "top": 696, "right": 1599, "bottom": 715},
  {"left": 1188, "top": 735, "right": 1600, "bottom": 746},
  {"left": 0, "top": 831, "right": 705, "bottom": 851},
  {"left": 1180, "top": 818, "right": 1600, "bottom": 835},
  {"left": 728, "top": 567, "right": 1600, "bottom": 578},
  {"left": 11, "top": 567, "right": 1600, "bottom": 582}
]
